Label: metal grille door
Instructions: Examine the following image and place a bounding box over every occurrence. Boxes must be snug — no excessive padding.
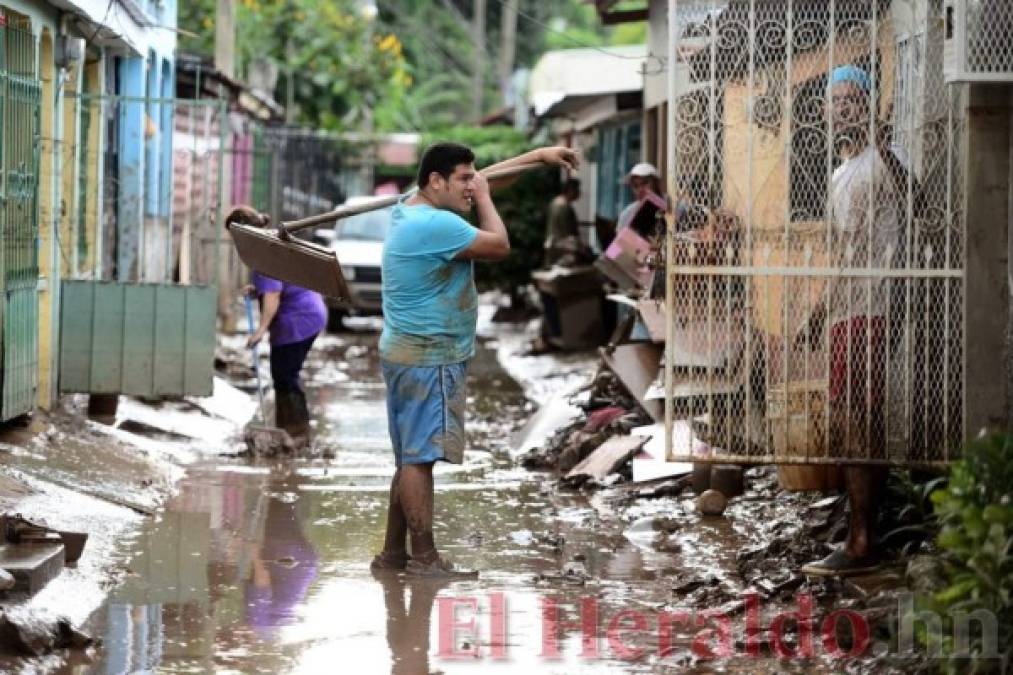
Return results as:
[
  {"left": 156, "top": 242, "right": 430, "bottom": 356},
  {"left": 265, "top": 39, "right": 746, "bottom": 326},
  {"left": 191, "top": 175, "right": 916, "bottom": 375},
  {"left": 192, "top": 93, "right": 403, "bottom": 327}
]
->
[
  {"left": 0, "top": 18, "right": 39, "bottom": 419},
  {"left": 664, "top": 0, "right": 965, "bottom": 468}
]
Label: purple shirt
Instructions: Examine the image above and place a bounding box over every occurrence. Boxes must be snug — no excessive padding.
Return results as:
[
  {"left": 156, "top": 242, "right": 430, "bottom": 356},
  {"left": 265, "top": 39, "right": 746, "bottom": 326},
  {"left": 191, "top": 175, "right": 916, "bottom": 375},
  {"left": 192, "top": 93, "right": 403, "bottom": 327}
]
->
[{"left": 252, "top": 272, "right": 327, "bottom": 346}]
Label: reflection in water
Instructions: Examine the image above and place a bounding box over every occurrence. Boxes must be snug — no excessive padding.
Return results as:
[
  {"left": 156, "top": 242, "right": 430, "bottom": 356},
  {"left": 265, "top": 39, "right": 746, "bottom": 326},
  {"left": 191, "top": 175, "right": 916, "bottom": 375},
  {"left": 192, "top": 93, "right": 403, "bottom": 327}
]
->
[
  {"left": 374, "top": 573, "right": 448, "bottom": 675},
  {"left": 246, "top": 474, "right": 319, "bottom": 638},
  {"left": 105, "top": 604, "right": 161, "bottom": 674},
  {"left": 100, "top": 469, "right": 319, "bottom": 672},
  {"left": 86, "top": 337, "right": 707, "bottom": 674}
]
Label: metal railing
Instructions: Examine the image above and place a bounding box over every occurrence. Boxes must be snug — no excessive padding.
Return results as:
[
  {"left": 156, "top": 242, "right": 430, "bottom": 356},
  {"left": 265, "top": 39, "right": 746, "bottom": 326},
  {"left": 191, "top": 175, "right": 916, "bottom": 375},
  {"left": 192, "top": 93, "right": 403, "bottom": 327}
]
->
[
  {"left": 0, "top": 13, "right": 40, "bottom": 419},
  {"left": 663, "top": 0, "right": 965, "bottom": 468},
  {"left": 61, "top": 94, "right": 227, "bottom": 286}
]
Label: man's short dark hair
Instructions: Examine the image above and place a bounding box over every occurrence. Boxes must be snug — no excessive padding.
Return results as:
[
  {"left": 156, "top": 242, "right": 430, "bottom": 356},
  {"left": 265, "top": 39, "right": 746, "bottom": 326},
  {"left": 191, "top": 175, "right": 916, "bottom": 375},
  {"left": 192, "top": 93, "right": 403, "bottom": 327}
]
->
[
  {"left": 417, "top": 142, "right": 476, "bottom": 188},
  {"left": 563, "top": 178, "right": 581, "bottom": 193}
]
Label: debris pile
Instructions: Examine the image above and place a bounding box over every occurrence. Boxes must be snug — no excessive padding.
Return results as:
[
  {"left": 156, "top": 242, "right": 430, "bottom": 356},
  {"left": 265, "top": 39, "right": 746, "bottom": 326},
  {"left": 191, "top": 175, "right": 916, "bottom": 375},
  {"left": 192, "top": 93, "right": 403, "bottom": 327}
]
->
[
  {"left": 0, "top": 607, "right": 94, "bottom": 657},
  {"left": 520, "top": 369, "right": 650, "bottom": 475}
]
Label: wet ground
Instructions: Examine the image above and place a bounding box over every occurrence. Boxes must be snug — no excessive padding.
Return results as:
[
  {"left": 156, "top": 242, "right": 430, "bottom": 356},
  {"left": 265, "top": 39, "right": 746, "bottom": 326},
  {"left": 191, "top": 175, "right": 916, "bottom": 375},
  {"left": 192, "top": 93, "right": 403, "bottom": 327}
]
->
[
  {"left": 66, "top": 328, "right": 682, "bottom": 673},
  {"left": 25, "top": 318, "right": 902, "bottom": 674}
]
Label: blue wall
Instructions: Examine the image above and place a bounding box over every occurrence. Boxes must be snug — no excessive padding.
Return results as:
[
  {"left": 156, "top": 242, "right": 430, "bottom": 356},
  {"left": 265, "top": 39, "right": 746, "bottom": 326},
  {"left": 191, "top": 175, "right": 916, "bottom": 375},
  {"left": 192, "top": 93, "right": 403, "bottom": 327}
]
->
[
  {"left": 117, "top": 56, "right": 145, "bottom": 281},
  {"left": 115, "top": 49, "right": 175, "bottom": 280},
  {"left": 596, "top": 120, "right": 642, "bottom": 222},
  {"left": 159, "top": 59, "right": 173, "bottom": 220}
]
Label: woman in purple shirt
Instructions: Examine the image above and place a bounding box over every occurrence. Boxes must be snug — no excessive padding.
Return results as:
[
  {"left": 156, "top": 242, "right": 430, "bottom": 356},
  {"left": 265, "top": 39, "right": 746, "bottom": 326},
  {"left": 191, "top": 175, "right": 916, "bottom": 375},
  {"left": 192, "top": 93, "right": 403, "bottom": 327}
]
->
[{"left": 247, "top": 272, "right": 328, "bottom": 445}]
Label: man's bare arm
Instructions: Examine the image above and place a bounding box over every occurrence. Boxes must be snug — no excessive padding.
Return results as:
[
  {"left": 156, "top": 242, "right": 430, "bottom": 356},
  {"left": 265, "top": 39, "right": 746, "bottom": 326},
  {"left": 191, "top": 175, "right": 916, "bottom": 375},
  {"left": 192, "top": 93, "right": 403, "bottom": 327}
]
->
[
  {"left": 457, "top": 147, "right": 580, "bottom": 260},
  {"left": 482, "top": 147, "right": 580, "bottom": 191},
  {"left": 456, "top": 173, "right": 509, "bottom": 261}
]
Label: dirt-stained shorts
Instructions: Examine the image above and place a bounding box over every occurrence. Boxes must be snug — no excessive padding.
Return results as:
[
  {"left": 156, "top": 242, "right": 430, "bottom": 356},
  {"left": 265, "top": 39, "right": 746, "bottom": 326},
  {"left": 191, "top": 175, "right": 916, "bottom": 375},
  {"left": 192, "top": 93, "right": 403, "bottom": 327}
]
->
[{"left": 381, "top": 359, "right": 468, "bottom": 466}]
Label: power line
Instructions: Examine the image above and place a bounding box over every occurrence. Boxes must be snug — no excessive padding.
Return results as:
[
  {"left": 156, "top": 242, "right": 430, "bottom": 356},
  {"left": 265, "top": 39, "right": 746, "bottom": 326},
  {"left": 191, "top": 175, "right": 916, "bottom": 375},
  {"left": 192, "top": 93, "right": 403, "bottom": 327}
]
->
[{"left": 84, "top": 0, "right": 117, "bottom": 48}]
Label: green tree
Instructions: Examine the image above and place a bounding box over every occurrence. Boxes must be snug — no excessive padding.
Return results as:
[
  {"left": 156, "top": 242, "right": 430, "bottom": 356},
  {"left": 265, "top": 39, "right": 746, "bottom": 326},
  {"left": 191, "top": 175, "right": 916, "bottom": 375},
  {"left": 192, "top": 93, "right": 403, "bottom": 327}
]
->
[
  {"left": 923, "top": 433, "right": 1013, "bottom": 672},
  {"left": 180, "top": 0, "right": 645, "bottom": 133},
  {"left": 179, "top": 0, "right": 410, "bottom": 131},
  {"left": 374, "top": 0, "right": 646, "bottom": 132}
]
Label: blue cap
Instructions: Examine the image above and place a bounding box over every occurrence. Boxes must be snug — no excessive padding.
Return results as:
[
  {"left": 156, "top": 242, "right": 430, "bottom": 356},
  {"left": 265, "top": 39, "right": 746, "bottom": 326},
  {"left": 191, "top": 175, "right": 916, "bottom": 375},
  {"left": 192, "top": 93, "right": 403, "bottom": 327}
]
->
[{"left": 830, "top": 65, "right": 871, "bottom": 93}]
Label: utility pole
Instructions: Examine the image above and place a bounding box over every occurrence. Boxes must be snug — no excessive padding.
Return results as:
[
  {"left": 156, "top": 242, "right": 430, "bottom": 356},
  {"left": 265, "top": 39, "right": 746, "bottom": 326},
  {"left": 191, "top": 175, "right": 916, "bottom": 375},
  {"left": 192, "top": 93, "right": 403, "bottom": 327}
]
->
[
  {"left": 285, "top": 40, "right": 296, "bottom": 124},
  {"left": 361, "top": 0, "right": 378, "bottom": 194},
  {"left": 498, "top": 0, "right": 518, "bottom": 104},
  {"left": 471, "top": 0, "right": 486, "bottom": 122},
  {"left": 215, "top": 0, "right": 237, "bottom": 330},
  {"left": 214, "top": 0, "right": 235, "bottom": 78}
]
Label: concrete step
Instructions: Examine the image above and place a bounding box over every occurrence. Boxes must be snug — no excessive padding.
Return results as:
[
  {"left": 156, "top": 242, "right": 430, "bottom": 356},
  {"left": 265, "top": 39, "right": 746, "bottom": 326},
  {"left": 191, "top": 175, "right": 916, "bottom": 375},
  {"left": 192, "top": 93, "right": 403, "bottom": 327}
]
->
[{"left": 0, "top": 543, "right": 64, "bottom": 596}]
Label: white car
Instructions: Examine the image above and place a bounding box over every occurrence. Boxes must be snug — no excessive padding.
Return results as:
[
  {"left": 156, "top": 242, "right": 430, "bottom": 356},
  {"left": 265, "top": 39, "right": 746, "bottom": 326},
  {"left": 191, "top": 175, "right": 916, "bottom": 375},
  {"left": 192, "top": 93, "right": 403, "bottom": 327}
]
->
[{"left": 316, "top": 198, "right": 392, "bottom": 329}]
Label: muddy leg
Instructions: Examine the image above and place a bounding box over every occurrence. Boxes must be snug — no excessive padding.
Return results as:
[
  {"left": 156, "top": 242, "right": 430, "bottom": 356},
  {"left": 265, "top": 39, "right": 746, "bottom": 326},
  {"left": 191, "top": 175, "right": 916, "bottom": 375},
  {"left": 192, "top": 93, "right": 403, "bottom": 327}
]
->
[
  {"left": 381, "top": 468, "right": 408, "bottom": 558},
  {"left": 399, "top": 462, "right": 437, "bottom": 564},
  {"left": 843, "top": 464, "right": 887, "bottom": 559}
]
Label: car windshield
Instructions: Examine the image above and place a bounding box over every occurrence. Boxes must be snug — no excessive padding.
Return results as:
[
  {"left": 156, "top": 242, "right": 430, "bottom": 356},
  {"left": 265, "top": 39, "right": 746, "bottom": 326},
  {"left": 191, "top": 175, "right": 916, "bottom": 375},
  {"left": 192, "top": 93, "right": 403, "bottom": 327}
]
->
[{"left": 335, "top": 207, "right": 391, "bottom": 241}]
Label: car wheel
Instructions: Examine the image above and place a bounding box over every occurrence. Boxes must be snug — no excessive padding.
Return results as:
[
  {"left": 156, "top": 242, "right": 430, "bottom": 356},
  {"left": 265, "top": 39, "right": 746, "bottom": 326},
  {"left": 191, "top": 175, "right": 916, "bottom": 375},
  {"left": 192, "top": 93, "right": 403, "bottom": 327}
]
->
[{"left": 327, "top": 308, "right": 347, "bottom": 333}]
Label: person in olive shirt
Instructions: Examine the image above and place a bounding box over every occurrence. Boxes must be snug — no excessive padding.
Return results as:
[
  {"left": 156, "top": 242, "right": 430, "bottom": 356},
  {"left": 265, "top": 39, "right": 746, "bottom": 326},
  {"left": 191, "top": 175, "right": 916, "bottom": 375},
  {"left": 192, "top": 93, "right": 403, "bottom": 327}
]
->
[{"left": 543, "top": 178, "right": 581, "bottom": 266}]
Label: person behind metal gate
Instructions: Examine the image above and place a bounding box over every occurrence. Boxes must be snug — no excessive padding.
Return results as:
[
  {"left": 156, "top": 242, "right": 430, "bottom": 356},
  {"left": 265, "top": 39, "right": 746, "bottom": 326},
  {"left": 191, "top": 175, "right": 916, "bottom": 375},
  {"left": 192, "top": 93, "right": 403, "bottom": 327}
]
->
[
  {"left": 799, "top": 64, "right": 919, "bottom": 577},
  {"left": 246, "top": 260, "right": 328, "bottom": 448},
  {"left": 371, "top": 142, "right": 579, "bottom": 578}
]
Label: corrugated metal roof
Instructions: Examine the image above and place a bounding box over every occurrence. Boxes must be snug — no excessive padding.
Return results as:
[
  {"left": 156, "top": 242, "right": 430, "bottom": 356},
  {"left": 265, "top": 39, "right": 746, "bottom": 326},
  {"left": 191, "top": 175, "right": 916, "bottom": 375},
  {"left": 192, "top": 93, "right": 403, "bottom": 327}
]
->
[{"left": 528, "top": 44, "right": 647, "bottom": 117}]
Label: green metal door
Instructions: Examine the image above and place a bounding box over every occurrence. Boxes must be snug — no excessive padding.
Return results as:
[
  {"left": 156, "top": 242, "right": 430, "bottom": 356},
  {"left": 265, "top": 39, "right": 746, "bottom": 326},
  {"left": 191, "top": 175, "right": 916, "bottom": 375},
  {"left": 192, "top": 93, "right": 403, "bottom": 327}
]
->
[{"left": 0, "top": 19, "right": 40, "bottom": 419}]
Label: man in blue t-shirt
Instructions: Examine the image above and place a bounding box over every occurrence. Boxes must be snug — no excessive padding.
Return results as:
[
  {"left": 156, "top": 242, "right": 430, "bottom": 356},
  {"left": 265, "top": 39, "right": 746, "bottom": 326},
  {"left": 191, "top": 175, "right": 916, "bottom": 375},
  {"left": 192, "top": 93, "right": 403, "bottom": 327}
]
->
[{"left": 373, "top": 142, "right": 578, "bottom": 578}]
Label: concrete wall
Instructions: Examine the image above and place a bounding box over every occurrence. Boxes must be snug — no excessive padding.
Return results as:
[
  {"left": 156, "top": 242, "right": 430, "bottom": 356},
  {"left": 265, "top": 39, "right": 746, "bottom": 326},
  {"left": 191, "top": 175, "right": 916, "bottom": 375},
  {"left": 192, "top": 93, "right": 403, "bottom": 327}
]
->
[
  {"left": 645, "top": 0, "right": 667, "bottom": 110},
  {"left": 965, "top": 85, "right": 1012, "bottom": 435}
]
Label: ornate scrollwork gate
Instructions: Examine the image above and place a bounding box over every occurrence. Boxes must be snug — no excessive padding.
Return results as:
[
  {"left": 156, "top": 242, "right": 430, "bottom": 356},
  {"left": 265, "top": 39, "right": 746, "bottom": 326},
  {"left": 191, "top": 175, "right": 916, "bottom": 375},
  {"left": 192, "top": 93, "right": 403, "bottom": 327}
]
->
[{"left": 663, "top": 0, "right": 966, "bottom": 467}]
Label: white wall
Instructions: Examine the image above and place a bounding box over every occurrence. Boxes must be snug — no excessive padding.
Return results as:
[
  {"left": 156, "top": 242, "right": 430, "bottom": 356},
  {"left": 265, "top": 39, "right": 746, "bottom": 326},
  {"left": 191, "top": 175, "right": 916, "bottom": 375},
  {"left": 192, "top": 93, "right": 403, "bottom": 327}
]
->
[{"left": 645, "top": 0, "right": 668, "bottom": 109}]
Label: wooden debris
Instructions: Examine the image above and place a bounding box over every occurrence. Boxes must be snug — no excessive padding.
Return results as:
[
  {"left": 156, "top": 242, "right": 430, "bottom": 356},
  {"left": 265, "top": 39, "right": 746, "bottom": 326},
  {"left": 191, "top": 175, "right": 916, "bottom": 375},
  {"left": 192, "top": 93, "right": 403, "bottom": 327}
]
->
[
  {"left": 602, "top": 344, "right": 664, "bottom": 421},
  {"left": 565, "top": 435, "right": 649, "bottom": 483},
  {"left": 636, "top": 299, "right": 667, "bottom": 343}
]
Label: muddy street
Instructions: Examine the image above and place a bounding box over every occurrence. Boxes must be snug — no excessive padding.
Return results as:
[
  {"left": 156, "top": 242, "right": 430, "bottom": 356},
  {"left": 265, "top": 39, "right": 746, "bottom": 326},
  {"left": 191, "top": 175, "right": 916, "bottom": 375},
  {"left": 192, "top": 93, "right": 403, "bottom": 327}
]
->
[
  {"left": 19, "top": 321, "right": 891, "bottom": 675},
  {"left": 67, "top": 326, "right": 668, "bottom": 674}
]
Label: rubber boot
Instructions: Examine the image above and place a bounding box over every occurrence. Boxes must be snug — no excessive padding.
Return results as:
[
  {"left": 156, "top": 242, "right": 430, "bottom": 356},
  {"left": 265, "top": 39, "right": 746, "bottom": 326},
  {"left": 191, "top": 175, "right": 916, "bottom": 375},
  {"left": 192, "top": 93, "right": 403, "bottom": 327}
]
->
[
  {"left": 288, "top": 389, "right": 312, "bottom": 448},
  {"left": 275, "top": 390, "right": 310, "bottom": 449},
  {"left": 274, "top": 390, "right": 296, "bottom": 437}
]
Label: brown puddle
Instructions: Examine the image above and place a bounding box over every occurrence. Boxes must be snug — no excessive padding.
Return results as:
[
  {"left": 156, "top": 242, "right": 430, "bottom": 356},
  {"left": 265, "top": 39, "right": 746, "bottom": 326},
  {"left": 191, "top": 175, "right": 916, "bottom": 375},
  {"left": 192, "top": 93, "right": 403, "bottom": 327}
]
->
[{"left": 61, "top": 329, "right": 881, "bottom": 674}]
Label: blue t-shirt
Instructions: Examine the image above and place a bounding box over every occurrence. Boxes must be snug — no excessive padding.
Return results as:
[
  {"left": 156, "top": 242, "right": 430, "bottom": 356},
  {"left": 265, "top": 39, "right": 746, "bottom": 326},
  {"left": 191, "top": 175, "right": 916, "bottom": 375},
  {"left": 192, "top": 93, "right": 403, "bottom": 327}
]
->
[{"left": 379, "top": 202, "right": 479, "bottom": 366}]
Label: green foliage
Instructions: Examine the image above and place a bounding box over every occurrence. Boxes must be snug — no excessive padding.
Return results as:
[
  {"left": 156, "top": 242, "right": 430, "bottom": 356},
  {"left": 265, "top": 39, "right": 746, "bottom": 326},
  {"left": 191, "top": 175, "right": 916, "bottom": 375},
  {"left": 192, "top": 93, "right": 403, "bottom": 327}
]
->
[
  {"left": 921, "top": 433, "right": 1013, "bottom": 672},
  {"left": 541, "top": 1, "right": 646, "bottom": 51},
  {"left": 420, "top": 125, "right": 558, "bottom": 296},
  {"left": 179, "top": 0, "right": 409, "bottom": 132},
  {"left": 482, "top": 169, "right": 558, "bottom": 298},
  {"left": 882, "top": 470, "right": 947, "bottom": 555},
  {"left": 375, "top": 1, "right": 475, "bottom": 129},
  {"left": 421, "top": 125, "right": 532, "bottom": 166},
  {"left": 180, "top": 0, "right": 646, "bottom": 133},
  {"left": 377, "top": 0, "right": 646, "bottom": 132}
]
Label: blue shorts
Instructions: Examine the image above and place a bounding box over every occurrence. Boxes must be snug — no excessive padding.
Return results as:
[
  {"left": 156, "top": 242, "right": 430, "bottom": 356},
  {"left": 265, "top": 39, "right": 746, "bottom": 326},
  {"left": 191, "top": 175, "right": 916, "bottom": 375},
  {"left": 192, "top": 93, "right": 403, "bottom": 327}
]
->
[{"left": 381, "top": 359, "right": 468, "bottom": 466}]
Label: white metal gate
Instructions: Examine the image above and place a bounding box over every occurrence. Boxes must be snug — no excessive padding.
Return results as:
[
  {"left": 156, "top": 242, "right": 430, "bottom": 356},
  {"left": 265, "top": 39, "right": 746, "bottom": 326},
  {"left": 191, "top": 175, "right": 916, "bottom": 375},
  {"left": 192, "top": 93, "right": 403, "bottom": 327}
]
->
[{"left": 663, "top": 0, "right": 966, "bottom": 467}]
